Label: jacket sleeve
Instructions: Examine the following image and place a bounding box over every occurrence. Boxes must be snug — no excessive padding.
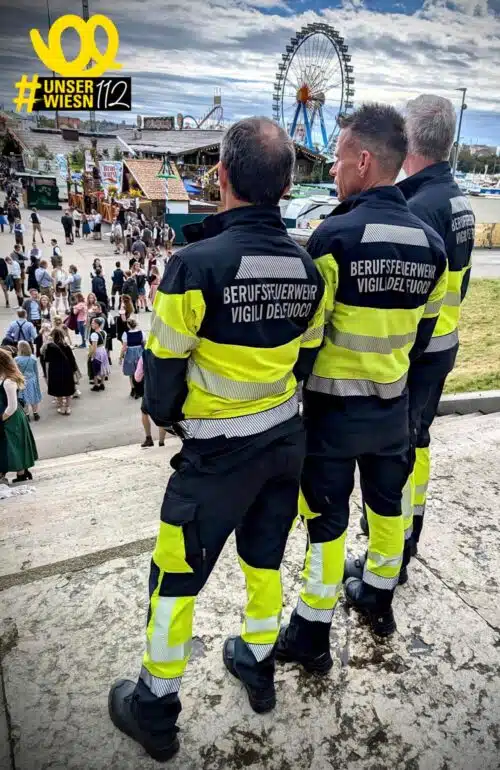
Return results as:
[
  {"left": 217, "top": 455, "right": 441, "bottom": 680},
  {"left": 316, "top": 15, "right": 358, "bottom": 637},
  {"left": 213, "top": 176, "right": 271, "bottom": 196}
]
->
[
  {"left": 410, "top": 248, "right": 448, "bottom": 362},
  {"left": 293, "top": 231, "right": 339, "bottom": 381},
  {"left": 306, "top": 230, "right": 339, "bottom": 327},
  {"left": 143, "top": 253, "right": 206, "bottom": 427},
  {"left": 293, "top": 270, "right": 326, "bottom": 382}
]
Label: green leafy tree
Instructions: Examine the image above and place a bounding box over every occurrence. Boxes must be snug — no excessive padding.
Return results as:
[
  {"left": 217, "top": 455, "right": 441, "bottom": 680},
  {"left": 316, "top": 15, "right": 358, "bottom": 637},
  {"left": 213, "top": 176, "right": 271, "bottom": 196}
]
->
[
  {"left": 113, "top": 145, "right": 123, "bottom": 161},
  {"left": 33, "top": 143, "right": 54, "bottom": 160},
  {"left": 69, "top": 148, "right": 85, "bottom": 170}
]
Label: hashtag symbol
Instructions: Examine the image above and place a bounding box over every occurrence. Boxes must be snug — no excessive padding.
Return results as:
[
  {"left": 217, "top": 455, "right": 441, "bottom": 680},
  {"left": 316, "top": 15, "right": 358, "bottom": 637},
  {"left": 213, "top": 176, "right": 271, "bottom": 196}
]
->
[{"left": 13, "top": 74, "right": 41, "bottom": 113}]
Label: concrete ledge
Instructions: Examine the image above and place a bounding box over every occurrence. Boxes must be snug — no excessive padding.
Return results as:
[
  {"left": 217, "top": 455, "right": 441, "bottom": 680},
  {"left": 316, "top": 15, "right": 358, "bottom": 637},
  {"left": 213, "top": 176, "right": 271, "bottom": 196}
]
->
[{"left": 438, "top": 389, "right": 500, "bottom": 415}]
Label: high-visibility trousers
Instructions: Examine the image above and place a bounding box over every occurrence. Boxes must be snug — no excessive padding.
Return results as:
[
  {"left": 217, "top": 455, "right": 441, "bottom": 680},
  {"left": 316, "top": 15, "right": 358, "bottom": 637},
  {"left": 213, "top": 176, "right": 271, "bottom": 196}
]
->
[
  {"left": 289, "top": 393, "right": 409, "bottom": 653},
  {"left": 406, "top": 354, "right": 454, "bottom": 546},
  {"left": 134, "top": 421, "right": 305, "bottom": 731}
]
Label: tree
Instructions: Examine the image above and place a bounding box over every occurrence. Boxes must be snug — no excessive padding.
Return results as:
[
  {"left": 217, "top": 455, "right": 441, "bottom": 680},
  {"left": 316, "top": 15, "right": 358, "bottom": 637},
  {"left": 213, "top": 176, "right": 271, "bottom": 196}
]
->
[
  {"left": 456, "top": 145, "right": 500, "bottom": 174},
  {"left": 69, "top": 148, "right": 85, "bottom": 170},
  {"left": 37, "top": 115, "right": 56, "bottom": 128},
  {"left": 33, "top": 143, "right": 54, "bottom": 160},
  {"left": 113, "top": 145, "right": 123, "bottom": 161}
]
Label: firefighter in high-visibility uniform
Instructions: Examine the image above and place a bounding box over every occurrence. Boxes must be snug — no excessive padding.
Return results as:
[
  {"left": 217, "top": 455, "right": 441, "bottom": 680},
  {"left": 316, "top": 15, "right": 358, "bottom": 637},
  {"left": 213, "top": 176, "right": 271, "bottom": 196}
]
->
[
  {"left": 108, "top": 118, "right": 325, "bottom": 762},
  {"left": 276, "top": 104, "right": 448, "bottom": 674},
  {"left": 358, "top": 96, "right": 475, "bottom": 568},
  {"left": 400, "top": 94, "right": 475, "bottom": 558}
]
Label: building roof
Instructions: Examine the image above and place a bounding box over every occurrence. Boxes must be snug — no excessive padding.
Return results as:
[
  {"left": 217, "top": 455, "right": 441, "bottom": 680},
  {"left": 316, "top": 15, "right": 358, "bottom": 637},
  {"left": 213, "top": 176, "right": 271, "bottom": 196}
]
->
[
  {"left": 124, "top": 158, "right": 189, "bottom": 202},
  {"left": 118, "top": 128, "right": 225, "bottom": 156},
  {"left": 7, "top": 124, "right": 127, "bottom": 158}
]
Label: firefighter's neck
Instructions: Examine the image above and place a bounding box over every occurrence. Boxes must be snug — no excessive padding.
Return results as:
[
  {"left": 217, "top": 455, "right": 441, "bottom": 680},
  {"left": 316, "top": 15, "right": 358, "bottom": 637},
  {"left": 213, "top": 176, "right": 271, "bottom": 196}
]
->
[
  {"left": 404, "top": 154, "right": 439, "bottom": 177},
  {"left": 223, "top": 194, "right": 253, "bottom": 212},
  {"left": 359, "top": 176, "right": 397, "bottom": 194}
]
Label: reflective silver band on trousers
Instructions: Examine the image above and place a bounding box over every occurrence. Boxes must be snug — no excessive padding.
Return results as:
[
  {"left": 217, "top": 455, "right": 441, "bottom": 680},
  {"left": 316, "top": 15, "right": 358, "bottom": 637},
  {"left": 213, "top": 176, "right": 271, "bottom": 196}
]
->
[
  {"left": 140, "top": 667, "right": 182, "bottom": 697},
  {"left": 296, "top": 597, "right": 335, "bottom": 624},
  {"left": 306, "top": 373, "right": 407, "bottom": 399},
  {"left": 362, "top": 570, "right": 400, "bottom": 590},
  {"left": 425, "top": 329, "right": 459, "bottom": 353},
  {"left": 179, "top": 394, "right": 299, "bottom": 439}
]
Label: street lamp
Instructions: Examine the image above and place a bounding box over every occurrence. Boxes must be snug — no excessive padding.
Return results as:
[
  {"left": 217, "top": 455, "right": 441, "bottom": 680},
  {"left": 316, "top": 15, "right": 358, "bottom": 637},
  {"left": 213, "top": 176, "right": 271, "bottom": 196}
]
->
[{"left": 452, "top": 87, "right": 467, "bottom": 177}]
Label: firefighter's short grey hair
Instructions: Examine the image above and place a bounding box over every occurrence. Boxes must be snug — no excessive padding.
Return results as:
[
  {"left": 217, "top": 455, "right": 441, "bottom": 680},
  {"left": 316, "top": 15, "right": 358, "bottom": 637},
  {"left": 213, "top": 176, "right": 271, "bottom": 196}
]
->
[{"left": 405, "top": 94, "right": 457, "bottom": 161}]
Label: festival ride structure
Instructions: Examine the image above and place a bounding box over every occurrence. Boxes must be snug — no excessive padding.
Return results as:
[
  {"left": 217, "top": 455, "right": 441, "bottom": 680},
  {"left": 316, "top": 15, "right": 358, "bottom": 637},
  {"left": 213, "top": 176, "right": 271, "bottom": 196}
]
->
[
  {"left": 273, "top": 22, "right": 354, "bottom": 156},
  {"left": 176, "top": 91, "right": 224, "bottom": 130}
]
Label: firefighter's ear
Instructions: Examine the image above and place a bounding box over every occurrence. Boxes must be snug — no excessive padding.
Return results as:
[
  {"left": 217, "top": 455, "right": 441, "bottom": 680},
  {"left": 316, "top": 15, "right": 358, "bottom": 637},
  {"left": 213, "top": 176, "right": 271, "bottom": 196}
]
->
[
  {"left": 358, "top": 149, "right": 371, "bottom": 178},
  {"left": 218, "top": 163, "right": 229, "bottom": 194}
]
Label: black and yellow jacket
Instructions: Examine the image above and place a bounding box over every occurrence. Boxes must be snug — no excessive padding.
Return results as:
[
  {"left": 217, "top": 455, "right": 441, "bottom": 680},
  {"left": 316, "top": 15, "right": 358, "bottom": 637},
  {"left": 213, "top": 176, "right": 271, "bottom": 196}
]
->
[
  {"left": 398, "top": 162, "right": 474, "bottom": 372},
  {"left": 305, "top": 186, "right": 448, "bottom": 400},
  {"left": 143, "top": 205, "right": 326, "bottom": 438}
]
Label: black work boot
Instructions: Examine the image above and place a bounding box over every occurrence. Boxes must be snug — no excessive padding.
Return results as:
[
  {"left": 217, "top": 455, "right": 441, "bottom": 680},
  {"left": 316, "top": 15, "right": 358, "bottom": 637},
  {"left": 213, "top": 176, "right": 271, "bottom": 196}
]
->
[
  {"left": 223, "top": 636, "right": 276, "bottom": 714},
  {"left": 108, "top": 679, "right": 180, "bottom": 762},
  {"left": 412, "top": 517, "right": 423, "bottom": 553},
  {"left": 275, "top": 610, "right": 333, "bottom": 675},
  {"left": 344, "top": 579, "right": 396, "bottom": 637},
  {"left": 344, "top": 552, "right": 407, "bottom": 587}
]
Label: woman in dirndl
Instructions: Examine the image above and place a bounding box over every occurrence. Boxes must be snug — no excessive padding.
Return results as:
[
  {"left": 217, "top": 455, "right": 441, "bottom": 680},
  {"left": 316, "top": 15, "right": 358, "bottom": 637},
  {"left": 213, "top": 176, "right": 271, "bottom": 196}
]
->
[
  {"left": 15, "top": 341, "right": 42, "bottom": 421},
  {"left": 0, "top": 349, "right": 38, "bottom": 483},
  {"left": 119, "top": 318, "right": 145, "bottom": 397},
  {"left": 88, "top": 317, "right": 110, "bottom": 392}
]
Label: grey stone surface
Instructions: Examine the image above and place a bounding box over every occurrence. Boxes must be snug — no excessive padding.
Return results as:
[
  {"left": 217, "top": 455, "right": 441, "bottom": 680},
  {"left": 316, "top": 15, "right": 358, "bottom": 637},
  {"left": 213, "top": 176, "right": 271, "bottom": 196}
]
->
[
  {"left": 438, "top": 391, "right": 500, "bottom": 416},
  {"left": 0, "top": 688, "right": 11, "bottom": 770},
  {"left": 0, "top": 617, "right": 17, "bottom": 770},
  {"left": 0, "top": 442, "right": 178, "bottom": 581},
  {"left": 0, "top": 413, "right": 499, "bottom": 769}
]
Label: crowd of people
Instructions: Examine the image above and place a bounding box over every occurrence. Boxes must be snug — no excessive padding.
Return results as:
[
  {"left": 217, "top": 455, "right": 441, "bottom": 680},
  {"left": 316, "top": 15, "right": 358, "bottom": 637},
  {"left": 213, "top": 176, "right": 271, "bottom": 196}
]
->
[
  {"left": 0, "top": 182, "right": 178, "bottom": 483},
  {"left": 57, "top": 203, "right": 176, "bottom": 257}
]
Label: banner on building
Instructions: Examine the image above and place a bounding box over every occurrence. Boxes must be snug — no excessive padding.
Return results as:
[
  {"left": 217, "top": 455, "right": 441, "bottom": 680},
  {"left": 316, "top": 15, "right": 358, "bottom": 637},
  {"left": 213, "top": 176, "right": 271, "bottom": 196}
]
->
[
  {"left": 98, "top": 161, "right": 123, "bottom": 193},
  {"left": 55, "top": 153, "right": 68, "bottom": 178}
]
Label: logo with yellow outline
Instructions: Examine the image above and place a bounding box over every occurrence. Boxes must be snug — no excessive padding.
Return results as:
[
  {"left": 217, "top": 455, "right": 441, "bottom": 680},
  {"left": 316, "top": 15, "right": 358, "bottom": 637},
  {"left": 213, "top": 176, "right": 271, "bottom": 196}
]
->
[{"left": 13, "top": 13, "right": 131, "bottom": 113}]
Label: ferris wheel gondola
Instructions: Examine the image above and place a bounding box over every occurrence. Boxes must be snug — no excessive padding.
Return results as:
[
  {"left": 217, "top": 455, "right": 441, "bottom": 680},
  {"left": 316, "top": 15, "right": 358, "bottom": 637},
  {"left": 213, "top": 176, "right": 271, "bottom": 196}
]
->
[{"left": 273, "top": 23, "right": 355, "bottom": 156}]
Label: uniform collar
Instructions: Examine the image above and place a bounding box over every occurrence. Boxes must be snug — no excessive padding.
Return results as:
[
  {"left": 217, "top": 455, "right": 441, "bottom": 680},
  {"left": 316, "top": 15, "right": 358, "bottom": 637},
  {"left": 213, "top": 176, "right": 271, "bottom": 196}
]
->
[
  {"left": 397, "top": 161, "right": 452, "bottom": 200},
  {"left": 331, "top": 185, "right": 407, "bottom": 216},
  {"left": 183, "top": 205, "right": 285, "bottom": 243}
]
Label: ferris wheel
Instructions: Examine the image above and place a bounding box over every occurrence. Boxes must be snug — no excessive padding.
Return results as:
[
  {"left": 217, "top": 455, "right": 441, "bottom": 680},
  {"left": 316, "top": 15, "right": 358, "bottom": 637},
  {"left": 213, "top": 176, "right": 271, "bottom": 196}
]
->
[{"left": 273, "top": 23, "right": 355, "bottom": 156}]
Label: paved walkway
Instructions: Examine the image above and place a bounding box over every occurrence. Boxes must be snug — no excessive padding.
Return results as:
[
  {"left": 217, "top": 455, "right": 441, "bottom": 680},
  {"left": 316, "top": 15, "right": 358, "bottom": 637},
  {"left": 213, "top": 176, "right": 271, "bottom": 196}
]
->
[
  {"left": 471, "top": 248, "right": 500, "bottom": 278},
  {"left": 0, "top": 412, "right": 499, "bottom": 770}
]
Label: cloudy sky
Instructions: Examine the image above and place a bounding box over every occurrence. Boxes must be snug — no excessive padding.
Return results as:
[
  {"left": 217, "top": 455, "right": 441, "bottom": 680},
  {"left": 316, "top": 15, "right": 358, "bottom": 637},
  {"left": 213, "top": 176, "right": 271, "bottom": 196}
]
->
[{"left": 1, "top": 0, "right": 499, "bottom": 144}]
